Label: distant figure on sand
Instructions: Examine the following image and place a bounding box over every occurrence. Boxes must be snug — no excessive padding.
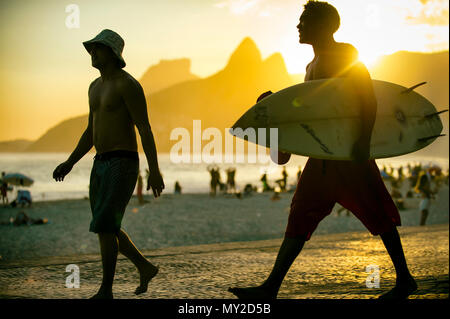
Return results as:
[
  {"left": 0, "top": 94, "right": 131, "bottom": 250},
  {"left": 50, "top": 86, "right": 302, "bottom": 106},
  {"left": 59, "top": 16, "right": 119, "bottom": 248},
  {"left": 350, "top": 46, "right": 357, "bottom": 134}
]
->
[
  {"left": 414, "top": 168, "right": 434, "bottom": 226},
  {"left": 174, "top": 181, "right": 182, "bottom": 194},
  {"left": 260, "top": 173, "right": 273, "bottom": 192},
  {"left": 207, "top": 165, "right": 221, "bottom": 196},
  {"left": 409, "top": 163, "right": 422, "bottom": 188},
  {"left": 1, "top": 171, "right": 9, "bottom": 205},
  {"left": 52, "top": 29, "right": 164, "bottom": 299},
  {"left": 11, "top": 190, "right": 33, "bottom": 207},
  {"left": 243, "top": 184, "right": 255, "bottom": 196},
  {"left": 229, "top": 1, "right": 417, "bottom": 300},
  {"left": 397, "top": 166, "right": 404, "bottom": 182},
  {"left": 275, "top": 167, "right": 288, "bottom": 192},
  {"left": 226, "top": 167, "right": 237, "bottom": 193},
  {"left": 11, "top": 211, "right": 48, "bottom": 226},
  {"left": 296, "top": 166, "right": 302, "bottom": 182}
]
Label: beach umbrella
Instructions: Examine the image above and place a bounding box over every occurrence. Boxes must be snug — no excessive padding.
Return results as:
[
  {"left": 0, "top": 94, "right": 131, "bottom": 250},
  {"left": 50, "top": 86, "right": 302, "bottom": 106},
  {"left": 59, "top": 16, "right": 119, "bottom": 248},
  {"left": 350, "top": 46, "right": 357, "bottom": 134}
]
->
[{"left": 2, "top": 173, "right": 34, "bottom": 187}]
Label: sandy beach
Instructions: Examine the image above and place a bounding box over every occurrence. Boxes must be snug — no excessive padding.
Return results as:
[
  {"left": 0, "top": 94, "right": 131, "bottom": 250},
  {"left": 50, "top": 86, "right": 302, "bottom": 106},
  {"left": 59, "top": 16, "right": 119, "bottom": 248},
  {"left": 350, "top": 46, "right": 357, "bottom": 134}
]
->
[{"left": 0, "top": 182, "right": 448, "bottom": 262}]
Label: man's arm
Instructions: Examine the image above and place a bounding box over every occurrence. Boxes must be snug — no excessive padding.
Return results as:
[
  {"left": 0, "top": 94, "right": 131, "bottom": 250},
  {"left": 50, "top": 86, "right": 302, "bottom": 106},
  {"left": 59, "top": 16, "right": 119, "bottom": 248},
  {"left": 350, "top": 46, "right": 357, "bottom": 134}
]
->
[
  {"left": 66, "top": 80, "right": 97, "bottom": 166},
  {"left": 53, "top": 110, "right": 93, "bottom": 181},
  {"left": 119, "top": 78, "right": 159, "bottom": 171},
  {"left": 68, "top": 111, "right": 94, "bottom": 165},
  {"left": 348, "top": 61, "right": 377, "bottom": 162},
  {"left": 119, "top": 77, "right": 164, "bottom": 196}
]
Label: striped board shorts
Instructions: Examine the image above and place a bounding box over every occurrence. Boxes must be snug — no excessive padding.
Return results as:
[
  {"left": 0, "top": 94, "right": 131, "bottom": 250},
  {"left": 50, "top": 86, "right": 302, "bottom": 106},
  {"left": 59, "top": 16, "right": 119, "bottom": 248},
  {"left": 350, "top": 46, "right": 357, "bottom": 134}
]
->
[{"left": 89, "top": 150, "right": 139, "bottom": 234}]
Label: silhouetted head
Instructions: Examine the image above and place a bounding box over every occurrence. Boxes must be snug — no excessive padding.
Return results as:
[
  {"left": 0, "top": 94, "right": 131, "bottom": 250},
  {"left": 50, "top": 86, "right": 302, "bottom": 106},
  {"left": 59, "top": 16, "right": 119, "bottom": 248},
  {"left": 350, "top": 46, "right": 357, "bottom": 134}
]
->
[
  {"left": 87, "top": 42, "right": 122, "bottom": 69},
  {"left": 83, "top": 29, "right": 126, "bottom": 69},
  {"left": 297, "top": 1, "right": 340, "bottom": 44}
]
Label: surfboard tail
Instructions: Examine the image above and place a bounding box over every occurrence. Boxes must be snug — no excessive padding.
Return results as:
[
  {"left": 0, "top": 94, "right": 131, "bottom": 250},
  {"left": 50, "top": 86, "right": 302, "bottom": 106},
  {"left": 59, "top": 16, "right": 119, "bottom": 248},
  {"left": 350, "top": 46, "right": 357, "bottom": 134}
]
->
[
  {"left": 417, "top": 134, "right": 446, "bottom": 143},
  {"left": 424, "top": 109, "right": 449, "bottom": 118}
]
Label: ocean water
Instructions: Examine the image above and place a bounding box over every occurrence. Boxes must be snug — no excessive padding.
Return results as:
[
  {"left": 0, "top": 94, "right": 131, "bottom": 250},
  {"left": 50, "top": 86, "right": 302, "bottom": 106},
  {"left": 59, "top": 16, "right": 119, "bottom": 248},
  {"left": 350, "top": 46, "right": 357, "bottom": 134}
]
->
[{"left": 0, "top": 152, "right": 448, "bottom": 202}]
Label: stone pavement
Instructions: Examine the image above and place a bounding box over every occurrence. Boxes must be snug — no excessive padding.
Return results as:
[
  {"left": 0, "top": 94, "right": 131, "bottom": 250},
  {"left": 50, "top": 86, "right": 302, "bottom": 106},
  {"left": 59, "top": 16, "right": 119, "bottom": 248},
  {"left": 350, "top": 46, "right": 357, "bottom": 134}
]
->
[{"left": 0, "top": 224, "right": 448, "bottom": 299}]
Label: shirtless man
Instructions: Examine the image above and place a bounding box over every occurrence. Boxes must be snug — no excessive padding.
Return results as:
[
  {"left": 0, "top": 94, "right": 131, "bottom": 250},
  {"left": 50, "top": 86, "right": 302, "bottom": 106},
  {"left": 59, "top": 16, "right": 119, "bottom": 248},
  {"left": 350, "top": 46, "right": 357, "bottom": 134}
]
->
[
  {"left": 229, "top": 1, "right": 417, "bottom": 299},
  {"left": 53, "top": 29, "right": 164, "bottom": 299}
]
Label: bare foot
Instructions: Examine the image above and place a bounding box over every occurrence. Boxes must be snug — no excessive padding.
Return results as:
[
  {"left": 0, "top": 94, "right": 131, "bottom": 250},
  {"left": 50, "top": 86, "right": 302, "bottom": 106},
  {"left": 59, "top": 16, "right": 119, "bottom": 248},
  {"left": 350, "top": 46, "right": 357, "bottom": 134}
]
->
[
  {"left": 228, "top": 286, "right": 277, "bottom": 299},
  {"left": 378, "top": 276, "right": 418, "bottom": 299},
  {"left": 135, "top": 263, "right": 159, "bottom": 295}
]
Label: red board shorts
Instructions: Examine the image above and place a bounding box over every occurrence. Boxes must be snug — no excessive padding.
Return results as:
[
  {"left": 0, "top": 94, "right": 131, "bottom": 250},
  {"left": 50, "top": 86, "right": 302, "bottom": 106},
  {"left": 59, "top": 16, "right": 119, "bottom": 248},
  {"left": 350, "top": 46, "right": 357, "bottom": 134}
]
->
[{"left": 285, "top": 158, "right": 401, "bottom": 240}]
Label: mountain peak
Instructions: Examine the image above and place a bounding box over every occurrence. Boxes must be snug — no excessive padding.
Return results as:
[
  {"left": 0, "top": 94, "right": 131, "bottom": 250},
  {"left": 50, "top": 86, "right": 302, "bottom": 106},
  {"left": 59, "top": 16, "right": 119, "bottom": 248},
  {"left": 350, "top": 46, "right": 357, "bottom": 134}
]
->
[
  {"left": 237, "top": 37, "right": 259, "bottom": 52},
  {"left": 263, "top": 52, "right": 287, "bottom": 72},
  {"left": 226, "top": 37, "right": 262, "bottom": 70},
  {"left": 139, "top": 58, "right": 199, "bottom": 94}
]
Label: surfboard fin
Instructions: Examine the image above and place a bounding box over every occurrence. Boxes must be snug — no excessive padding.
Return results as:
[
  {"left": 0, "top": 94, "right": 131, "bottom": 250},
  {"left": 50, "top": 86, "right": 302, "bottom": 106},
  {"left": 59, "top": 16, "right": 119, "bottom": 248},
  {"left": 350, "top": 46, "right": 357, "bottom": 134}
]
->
[
  {"left": 401, "top": 82, "right": 427, "bottom": 94},
  {"left": 417, "top": 134, "right": 445, "bottom": 143},
  {"left": 424, "top": 109, "right": 449, "bottom": 118}
]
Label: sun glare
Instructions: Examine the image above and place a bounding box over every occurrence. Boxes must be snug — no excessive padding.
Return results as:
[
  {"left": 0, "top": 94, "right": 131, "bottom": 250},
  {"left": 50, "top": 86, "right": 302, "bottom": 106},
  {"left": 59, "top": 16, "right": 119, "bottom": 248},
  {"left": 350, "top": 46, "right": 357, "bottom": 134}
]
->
[{"left": 357, "top": 49, "right": 382, "bottom": 68}]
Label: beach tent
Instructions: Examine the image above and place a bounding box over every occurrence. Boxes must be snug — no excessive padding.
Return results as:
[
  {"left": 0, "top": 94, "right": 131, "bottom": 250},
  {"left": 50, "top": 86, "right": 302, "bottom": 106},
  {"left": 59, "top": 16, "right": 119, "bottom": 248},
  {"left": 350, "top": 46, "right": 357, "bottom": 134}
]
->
[{"left": 2, "top": 173, "right": 34, "bottom": 187}]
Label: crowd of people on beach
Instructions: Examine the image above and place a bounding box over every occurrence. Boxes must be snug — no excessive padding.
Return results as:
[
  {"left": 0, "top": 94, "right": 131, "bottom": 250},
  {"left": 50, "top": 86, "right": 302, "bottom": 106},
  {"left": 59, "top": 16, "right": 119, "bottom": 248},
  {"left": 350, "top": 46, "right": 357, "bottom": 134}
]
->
[
  {"left": 206, "top": 165, "right": 238, "bottom": 196},
  {"left": 379, "top": 163, "right": 448, "bottom": 225},
  {"left": 203, "top": 165, "right": 303, "bottom": 199},
  {"left": 202, "top": 162, "right": 448, "bottom": 226},
  {"left": 130, "top": 162, "right": 449, "bottom": 223}
]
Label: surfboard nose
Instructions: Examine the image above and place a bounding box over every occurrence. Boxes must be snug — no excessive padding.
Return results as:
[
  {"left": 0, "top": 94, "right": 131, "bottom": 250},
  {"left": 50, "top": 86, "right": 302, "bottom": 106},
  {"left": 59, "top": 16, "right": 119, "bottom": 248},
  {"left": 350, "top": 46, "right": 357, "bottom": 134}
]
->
[
  {"left": 231, "top": 117, "right": 244, "bottom": 131},
  {"left": 231, "top": 108, "right": 253, "bottom": 131}
]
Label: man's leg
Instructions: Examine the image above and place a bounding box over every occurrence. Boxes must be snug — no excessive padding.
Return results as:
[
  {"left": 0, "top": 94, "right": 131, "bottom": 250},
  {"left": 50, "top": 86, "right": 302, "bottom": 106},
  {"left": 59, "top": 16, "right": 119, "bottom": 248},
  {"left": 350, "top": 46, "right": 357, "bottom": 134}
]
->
[
  {"left": 228, "top": 236, "right": 306, "bottom": 299},
  {"left": 91, "top": 232, "right": 119, "bottom": 299},
  {"left": 379, "top": 227, "right": 417, "bottom": 299},
  {"left": 117, "top": 229, "right": 158, "bottom": 295},
  {"left": 229, "top": 158, "right": 328, "bottom": 299}
]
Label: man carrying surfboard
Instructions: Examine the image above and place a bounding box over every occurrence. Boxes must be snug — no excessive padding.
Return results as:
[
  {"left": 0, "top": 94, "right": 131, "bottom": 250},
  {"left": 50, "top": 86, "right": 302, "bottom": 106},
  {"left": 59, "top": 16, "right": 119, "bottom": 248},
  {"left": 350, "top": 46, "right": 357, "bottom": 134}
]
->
[
  {"left": 52, "top": 29, "right": 164, "bottom": 299},
  {"left": 229, "top": 1, "right": 417, "bottom": 299}
]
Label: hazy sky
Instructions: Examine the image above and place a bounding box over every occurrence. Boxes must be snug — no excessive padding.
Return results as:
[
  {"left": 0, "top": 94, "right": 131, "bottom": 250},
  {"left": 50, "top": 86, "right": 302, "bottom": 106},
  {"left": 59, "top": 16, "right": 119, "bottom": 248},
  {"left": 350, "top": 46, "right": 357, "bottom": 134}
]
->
[{"left": 0, "top": 0, "right": 448, "bottom": 141}]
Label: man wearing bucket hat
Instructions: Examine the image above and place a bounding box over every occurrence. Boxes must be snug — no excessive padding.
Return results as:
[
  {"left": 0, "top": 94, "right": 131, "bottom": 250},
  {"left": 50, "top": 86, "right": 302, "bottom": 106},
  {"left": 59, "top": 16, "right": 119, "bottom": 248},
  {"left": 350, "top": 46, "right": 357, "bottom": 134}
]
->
[
  {"left": 53, "top": 29, "right": 164, "bottom": 299},
  {"left": 83, "top": 29, "right": 126, "bottom": 68}
]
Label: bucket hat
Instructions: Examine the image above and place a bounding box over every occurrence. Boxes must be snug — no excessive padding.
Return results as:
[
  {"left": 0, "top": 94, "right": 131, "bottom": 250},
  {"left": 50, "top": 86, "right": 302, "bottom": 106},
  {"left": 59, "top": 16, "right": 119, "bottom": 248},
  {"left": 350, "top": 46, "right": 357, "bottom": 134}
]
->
[{"left": 83, "top": 29, "right": 126, "bottom": 68}]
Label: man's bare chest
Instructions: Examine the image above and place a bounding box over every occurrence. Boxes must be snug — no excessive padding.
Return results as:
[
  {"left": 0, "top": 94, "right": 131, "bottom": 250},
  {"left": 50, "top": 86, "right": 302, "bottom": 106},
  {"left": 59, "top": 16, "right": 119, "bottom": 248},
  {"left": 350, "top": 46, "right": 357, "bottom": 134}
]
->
[
  {"left": 306, "top": 57, "right": 348, "bottom": 81},
  {"left": 89, "top": 82, "right": 124, "bottom": 114}
]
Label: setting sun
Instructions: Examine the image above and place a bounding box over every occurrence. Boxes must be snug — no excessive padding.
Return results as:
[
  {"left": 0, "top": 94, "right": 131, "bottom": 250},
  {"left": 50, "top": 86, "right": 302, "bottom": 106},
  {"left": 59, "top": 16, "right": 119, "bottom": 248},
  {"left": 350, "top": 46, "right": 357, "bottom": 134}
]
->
[{"left": 357, "top": 49, "right": 383, "bottom": 68}]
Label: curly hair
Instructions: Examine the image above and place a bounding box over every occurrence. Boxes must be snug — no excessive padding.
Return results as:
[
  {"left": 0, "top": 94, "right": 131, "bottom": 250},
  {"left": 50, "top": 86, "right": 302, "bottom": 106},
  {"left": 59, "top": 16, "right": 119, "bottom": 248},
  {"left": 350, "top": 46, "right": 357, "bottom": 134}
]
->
[{"left": 303, "top": 0, "right": 340, "bottom": 34}]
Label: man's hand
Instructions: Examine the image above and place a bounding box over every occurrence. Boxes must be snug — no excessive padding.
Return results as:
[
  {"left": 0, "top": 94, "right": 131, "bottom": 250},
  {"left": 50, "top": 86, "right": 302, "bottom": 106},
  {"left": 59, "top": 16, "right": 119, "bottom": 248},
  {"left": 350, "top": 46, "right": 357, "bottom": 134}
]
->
[
  {"left": 270, "top": 150, "right": 291, "bottom": 165},
  {"left": 351, "top": 136, "right": 370, "bottom": 163},
  {"left": 147, "top": 169, "right": 165, "bottom": 198},
  {"left": 258, "top": 90, "right": 292, "bottom": 165},
  {"left": 53, "top": 161, "right": 73, "bottom": 182}
]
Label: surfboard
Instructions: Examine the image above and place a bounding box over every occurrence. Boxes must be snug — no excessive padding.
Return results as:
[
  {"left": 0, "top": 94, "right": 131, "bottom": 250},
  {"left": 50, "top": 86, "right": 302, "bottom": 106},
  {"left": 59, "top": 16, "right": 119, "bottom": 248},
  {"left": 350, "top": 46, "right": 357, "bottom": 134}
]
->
[{"left": 230, "top": 78, "right": 445, "bottom": 160}]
